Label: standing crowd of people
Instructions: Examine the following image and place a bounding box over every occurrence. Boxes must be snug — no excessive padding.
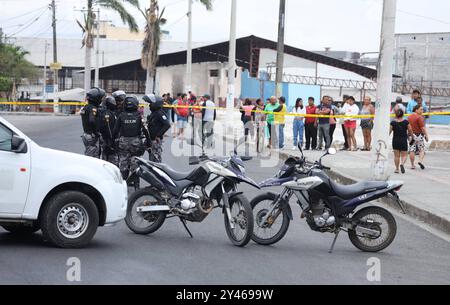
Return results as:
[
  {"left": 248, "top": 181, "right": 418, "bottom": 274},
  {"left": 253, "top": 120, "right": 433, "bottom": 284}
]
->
[
  {"left": 238, "top": 89, "right": 431, "bottom": 173},
  {"left": 80, "top": 86, "right": 431, "bottom": 183}
]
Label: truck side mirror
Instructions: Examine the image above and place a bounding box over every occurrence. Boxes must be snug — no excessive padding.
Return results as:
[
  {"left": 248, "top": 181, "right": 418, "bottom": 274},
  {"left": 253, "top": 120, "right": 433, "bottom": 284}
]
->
[{"left": 11, "top": 135, "right": 28, "bottom": 154}]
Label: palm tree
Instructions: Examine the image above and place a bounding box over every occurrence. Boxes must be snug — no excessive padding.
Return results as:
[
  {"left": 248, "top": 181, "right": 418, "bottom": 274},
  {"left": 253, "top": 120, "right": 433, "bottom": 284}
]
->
[
  {"left": 140, "top": 0, "right": 213, "bottom": 95},
  {"left": 196, "top": 0, "right": 213, "bottom": 10},
  {"left": 77, "top": 0, "right": 140, "bottom": 93},
  {"left": 0, "top": 44, "right": 36, "bottom": 101},
  {"left": 140, "top": 0, "right": 166, "bottom": 94}
]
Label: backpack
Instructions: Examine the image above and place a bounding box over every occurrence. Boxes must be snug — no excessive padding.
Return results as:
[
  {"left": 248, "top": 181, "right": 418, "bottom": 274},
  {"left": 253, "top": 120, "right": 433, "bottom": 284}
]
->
[{"left": 177, "top": 101, "right": 190, "bottom": 117}]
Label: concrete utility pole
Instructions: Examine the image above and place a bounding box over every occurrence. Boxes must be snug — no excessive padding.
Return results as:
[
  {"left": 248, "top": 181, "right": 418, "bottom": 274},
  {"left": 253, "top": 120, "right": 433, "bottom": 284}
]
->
[
  {"left": 227, "top": 0, "right": 237, "bottom": 132},
  {"left": 94, "top": 9, "right": 100, "bottom": 88},
  {"left": 186, "top": 0, "right": 193, "bottom": 93},
  {"left": 275, "top": 0, "right": 286, "bottom": 98},
  {"left": 50, "top": 0, "right": 59, "bottom": 113},
  {"left": 42, "top": 41, "right": 49, "bottom": 103},
  {"left": 372, "top": 0, "right": 397, "bottom": 180}
]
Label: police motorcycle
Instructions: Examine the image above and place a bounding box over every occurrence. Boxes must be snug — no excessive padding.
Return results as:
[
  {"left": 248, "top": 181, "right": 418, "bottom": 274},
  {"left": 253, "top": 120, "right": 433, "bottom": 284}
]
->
[
  {"left": 251, "top": 145, "right": 406, "bottom": 253},
  {"left": 124, "top": 147, "right": 259, "bottom": 247}
]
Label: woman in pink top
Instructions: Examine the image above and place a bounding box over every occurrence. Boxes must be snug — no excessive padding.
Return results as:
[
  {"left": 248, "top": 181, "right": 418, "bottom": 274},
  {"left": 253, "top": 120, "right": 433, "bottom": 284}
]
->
[{"left": 240, "top": 99, "right": 256, "bottom": 142}]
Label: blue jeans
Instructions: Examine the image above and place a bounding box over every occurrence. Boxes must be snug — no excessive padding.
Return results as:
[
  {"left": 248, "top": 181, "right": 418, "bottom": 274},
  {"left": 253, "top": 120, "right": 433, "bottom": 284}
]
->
[
  {"left": 293, "top": 120, "right": 304, "bottom": 146},
  {"left": 278, "top": 124, "right": 285, "bottom": 149}
]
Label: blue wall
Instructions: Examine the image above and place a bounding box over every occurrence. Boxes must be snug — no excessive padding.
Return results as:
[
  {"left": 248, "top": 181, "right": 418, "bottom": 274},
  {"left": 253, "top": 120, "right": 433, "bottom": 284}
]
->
[
  {"left": 240, "top": 70, "right": 321, "bottom": 109},
  {"left": 429, "top": 115, "right": 450, "bottom": 125}
]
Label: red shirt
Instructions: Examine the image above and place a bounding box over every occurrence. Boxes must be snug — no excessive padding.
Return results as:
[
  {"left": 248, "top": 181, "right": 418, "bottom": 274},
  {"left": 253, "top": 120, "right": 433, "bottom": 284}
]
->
[
  {"left": 305, "top": 105, "right": 317, "bottom": 124},
  {"left": 408, "top": 113, "right": 425, "bottom": 135}
]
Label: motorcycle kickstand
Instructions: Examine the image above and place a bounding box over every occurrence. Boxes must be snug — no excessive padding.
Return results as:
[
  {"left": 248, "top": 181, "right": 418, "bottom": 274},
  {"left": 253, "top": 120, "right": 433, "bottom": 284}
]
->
[
  {"left": 328, "top": 229, "right": 341, "bottom": 254},
  {"left": 179, "top": 217, "right": 193, "bottom": 238}
]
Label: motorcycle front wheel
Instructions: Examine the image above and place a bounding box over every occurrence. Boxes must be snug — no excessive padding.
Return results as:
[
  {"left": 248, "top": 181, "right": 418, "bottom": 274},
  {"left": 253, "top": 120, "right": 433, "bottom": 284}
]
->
[
  {"left": 348, "top": 206, "right": 397, "bottom": 253},
  {"left": 224, "top": 194, "right": 254, "bottom": 247},
  {"left": 251, "top": 193, "right": 290, "bottom": 246},
  {"left": 125, "top": 188, "right": 167, "bottom": 235}
]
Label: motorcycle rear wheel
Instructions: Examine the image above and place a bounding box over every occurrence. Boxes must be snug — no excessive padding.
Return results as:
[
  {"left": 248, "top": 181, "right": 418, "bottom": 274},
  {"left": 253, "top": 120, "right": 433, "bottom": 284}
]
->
[
  {"left": 125, "top": 188, "right": 167, "bottom": 235},
  {"left": 251, "top": 193, "right": 290, "bottom": 246},
  {"left": 224, "top": 194, "right": 254, "bottom": 247},
  {"left": 348, "top": 206, "right": 397, "bottom": 253}
]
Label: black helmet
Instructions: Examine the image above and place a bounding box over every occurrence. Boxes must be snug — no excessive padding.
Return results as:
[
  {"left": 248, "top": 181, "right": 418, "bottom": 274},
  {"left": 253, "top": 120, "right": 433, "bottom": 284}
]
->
[
  {"left": 150, "top": 96, "right": 164, "bottom": 112},
  {"left": 143, "top": 94, "right": 156, "bottom": 104},
  {"left": 112, "top": 90, "right": 126, "bottom": 103},
  {"left": 124, "top": 96, "right": 139, "bottom": 112},
  {"left": 86, "top": 87, "right": 106, "bottom": 106},
  {"left": 105, "top": 96, "right": 116, "bottom": 111}
]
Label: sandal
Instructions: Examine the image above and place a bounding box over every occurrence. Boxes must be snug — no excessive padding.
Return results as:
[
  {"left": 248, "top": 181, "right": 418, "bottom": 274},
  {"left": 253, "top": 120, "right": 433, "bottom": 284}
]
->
[
  {"left": 400, "top": 165, "right": 406, "bottom": 174},
  {"left": 418, "top": 162, "right": 425, "bottom": 170},
  {"left": 394, "top": 170, "right": 400, "bottom": 174}
]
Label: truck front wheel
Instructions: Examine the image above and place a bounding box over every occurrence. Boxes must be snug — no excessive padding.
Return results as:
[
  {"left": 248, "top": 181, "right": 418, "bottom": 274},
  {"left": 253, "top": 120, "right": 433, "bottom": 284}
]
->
[{"left": 40, "top": 191, "right": 99, "bottom": 248}]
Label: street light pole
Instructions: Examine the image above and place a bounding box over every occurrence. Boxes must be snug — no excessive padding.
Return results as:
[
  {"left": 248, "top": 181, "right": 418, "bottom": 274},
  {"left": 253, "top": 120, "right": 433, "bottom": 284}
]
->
[
  {"left": 227, "top": 0, "right": 237, "bottom": 134},
  {"left": 275, "top": 0, "right": 286, "bottom": 98},
  {"left": 186, "top": 0, "right": 193, "bottom": 93},
  {"left": 372, "top": 0, "right": 397, "bottom": 180}
]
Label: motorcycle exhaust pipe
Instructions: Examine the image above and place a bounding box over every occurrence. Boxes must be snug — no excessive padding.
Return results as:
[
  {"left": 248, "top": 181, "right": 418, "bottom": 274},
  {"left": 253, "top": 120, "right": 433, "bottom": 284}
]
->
[{"left": 137, "top": 206, "right": 171, "bottom": 213}]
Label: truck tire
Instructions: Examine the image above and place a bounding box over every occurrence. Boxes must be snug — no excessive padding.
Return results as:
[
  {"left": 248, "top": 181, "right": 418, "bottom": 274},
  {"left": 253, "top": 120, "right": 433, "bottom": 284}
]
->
[
  {"left": 1, "top": 223, "right": 40, "bottom": 235},
  {"left": 40, "top": 191, "right": 99, "bottom": 248}
]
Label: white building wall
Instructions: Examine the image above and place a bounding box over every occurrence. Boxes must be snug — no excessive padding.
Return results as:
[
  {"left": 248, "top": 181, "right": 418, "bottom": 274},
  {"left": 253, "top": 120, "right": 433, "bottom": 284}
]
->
[{"left": 155, "top": 62, "right": 242, "bottom": 104}]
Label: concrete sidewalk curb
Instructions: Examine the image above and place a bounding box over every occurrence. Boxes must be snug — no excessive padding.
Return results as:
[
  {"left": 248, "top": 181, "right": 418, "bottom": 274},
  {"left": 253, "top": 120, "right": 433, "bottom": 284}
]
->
[{"left": 222, "top": 134, "right": 450, "bottom": 235}]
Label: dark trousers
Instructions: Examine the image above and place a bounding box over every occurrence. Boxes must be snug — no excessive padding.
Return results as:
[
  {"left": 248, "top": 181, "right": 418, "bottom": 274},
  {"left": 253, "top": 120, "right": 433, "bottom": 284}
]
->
[
  {"left": 342, "top": 124, "right": 349, "bottom": 149},
  {"left": 202, "top": 120, "right": 214, "bottom": 148},
  {"left": 329, "top": 124, "right": 336, "bottom": 146},
  {"left": 267, "top": 122, "right": 278, "bottom": 148},
  {"left": 305, "top": 123, "right": 317, "bottom": 150}
]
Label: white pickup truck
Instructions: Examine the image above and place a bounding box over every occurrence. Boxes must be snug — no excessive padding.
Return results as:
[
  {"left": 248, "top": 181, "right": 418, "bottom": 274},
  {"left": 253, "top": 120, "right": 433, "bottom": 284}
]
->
[{"left": 0, "top": 116, "right": 128, "bottom": 248}]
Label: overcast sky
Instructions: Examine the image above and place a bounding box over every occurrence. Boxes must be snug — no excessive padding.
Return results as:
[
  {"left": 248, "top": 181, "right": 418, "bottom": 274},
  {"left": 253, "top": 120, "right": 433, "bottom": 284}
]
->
[{"left": 1, "top": 0, "right": 449, "bottom": 53}]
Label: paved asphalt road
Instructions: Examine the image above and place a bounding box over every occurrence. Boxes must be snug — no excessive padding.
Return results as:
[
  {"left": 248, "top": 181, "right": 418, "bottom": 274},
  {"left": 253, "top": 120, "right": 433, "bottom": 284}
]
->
[{"left": 1, "top": 115, "right": 450, "bottom": 285}]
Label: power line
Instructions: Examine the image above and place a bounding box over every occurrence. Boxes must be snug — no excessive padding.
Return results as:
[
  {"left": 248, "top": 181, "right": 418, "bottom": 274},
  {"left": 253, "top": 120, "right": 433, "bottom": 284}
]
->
[
  {"left": 0, "top": 5, "right": 48, "bottom": 23},
  {"left": 397, "top": 9, "right": 450, "bottom": 26},
  {"left": 356, "top": 0, "right": 450, "bottom": 27},
  {"left": 165, "top": 13, "right": 187, "bottom": 28},
  {"left": 5, "top": 9, "right": 49, "bottom": 38}
]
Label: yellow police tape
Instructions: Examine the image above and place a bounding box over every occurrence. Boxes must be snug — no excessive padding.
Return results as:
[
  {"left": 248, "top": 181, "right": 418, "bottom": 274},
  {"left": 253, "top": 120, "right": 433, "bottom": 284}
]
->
[{"left": 1, "top": 101, "right": 449, "bottom": 119}]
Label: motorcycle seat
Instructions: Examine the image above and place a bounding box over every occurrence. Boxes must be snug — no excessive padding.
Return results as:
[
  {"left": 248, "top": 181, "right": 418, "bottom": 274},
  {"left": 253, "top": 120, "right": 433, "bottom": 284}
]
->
[
  {"left": 153, "top": 163, "right": 195, "bottom": 181},
  {"left": 330, "top": 180, "right": 388, "bottom": 200}
]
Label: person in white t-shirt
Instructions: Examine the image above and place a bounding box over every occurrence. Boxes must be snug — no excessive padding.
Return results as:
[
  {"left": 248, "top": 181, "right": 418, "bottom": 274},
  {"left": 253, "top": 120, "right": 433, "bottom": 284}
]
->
[
  {"left": 201, "top": 94, "right": 216, "bottom": 148},
  {"left": 342, "top": 96, "right": 360, "bottom": 151},
  {"left": 291, "top": 98, "right": 306, "bottom": 150}
]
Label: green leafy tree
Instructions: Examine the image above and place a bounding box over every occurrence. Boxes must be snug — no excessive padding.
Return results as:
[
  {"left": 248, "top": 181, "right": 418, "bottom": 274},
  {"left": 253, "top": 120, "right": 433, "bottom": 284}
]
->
[{"left": 0, "top": 42, "right": 37, "bottom": 99}]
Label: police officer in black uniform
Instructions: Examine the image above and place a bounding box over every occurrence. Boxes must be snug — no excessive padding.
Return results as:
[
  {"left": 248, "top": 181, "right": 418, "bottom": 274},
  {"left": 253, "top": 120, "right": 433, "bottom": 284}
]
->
[
  {"left": 80, "top": 87, "right": 105, "bottom": 158},
  {"left": 112, "top": 90, "right": 126, "bottom": 117},
  {"left": 144, "top": 95, "right": 171, "bottom": 163},
  {"left": 114, "top": 96, "right": 149, "bottom": 183},
  {"left": 99, "top": 96, "right": 118, "bottom": 166}
]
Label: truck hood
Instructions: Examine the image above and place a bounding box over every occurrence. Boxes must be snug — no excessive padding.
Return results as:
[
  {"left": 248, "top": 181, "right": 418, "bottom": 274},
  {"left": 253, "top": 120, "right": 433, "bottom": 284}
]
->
[{"left": 31, "top": 142, "right": 109, "bottom": 169}]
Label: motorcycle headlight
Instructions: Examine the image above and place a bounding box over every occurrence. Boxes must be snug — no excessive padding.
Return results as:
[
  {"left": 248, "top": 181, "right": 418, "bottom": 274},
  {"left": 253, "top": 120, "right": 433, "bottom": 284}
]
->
[{"left": 103, "top": 163, "right": 123, "bottom": 184}]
